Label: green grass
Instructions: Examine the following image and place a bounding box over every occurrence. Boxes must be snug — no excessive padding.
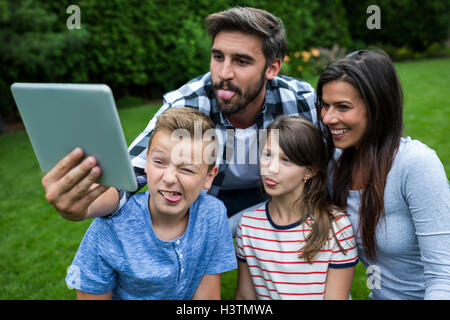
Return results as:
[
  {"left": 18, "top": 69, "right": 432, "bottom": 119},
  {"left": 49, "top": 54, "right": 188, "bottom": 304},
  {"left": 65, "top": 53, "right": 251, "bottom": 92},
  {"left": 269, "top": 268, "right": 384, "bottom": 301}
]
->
[
  {"left": 396, "top": 59, "right": 450, "bottom": 173},
  {"left": 0, "top": 58, "right": 448, "bottom": 299},
  {"left": 0, "top": 105, "right": 160, "bottom": 299}
]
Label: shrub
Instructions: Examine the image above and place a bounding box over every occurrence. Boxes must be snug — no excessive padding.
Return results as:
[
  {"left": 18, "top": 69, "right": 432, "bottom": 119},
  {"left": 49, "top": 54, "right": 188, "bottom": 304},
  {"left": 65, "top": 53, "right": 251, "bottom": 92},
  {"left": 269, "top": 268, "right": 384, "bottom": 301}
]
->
[
  {"left": 0, "top": 0, "right": 89, "bottom": 119},
  {"left": 343, "top": 0, "right": 449, "bottom": 52},
  {"left": 5, "top": 0, "right": 446, "bottom": 120},
  {"left": 281, "top": 45, "right": 348, "bottom": 79}
]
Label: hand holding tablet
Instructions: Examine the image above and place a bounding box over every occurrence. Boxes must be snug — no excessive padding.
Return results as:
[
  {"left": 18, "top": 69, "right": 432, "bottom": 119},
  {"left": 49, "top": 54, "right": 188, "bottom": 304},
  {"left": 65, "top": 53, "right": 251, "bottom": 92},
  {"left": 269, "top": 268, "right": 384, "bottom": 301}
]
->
[
  {"left": 40, "top": 147, "right": 114, "bottom": 221},
  {"left": 11, "top": 83, "right": 138, "bottom": 220}
]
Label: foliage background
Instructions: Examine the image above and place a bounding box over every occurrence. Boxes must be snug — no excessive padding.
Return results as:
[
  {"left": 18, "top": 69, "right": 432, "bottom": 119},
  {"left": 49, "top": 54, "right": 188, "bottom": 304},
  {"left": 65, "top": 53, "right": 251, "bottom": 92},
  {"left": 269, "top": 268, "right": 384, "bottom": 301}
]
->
[{"left": 1, "top": 0, "right": 448, "bottom": 120}]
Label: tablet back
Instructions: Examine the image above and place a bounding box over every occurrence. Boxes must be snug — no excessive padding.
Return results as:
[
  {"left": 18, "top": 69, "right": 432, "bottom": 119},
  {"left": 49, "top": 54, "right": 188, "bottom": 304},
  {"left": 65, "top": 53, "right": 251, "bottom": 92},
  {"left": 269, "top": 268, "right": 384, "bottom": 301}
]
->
[{"left": 11, "top": 83, "right": 138, "bottom": 192}]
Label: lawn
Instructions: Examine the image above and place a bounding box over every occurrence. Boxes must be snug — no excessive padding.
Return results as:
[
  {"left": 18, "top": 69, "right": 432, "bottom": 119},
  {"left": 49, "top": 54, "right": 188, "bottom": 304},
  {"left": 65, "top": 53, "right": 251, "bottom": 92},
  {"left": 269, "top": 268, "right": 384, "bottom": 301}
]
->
[{"left": 0, "top": 57, "right": 448, "bottom": 299}]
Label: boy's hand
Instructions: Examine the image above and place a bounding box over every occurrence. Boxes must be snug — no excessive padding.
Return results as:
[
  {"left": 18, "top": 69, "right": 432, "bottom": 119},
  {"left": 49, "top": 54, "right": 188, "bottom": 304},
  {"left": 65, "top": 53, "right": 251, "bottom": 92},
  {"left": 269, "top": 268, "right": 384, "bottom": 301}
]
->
[{"left": 41, "top": 147, "right": 109, "bottom": 221}]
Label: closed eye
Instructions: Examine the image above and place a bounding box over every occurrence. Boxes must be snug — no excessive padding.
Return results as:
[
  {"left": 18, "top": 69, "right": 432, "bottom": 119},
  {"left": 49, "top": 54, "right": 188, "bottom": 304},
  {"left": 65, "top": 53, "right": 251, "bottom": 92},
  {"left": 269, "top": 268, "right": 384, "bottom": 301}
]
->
[
  {"left": 151, "top": 158, "right": 166, "bottom": 166},
  {"left": 180, "top": 165, "right": 199, "bottom": 174}
]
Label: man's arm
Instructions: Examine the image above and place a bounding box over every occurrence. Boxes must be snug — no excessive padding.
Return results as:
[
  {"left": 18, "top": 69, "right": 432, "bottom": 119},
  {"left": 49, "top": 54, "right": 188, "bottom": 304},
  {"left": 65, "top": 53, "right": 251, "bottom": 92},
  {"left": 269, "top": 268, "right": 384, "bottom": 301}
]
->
[{"left": 192, "top": 274, "right": 221, "bottom": 300}]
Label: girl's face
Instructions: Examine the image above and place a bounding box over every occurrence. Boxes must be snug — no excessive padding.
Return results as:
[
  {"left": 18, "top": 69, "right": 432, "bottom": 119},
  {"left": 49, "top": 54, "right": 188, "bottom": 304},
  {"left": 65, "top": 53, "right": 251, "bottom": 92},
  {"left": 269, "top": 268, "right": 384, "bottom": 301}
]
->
[
  {"left": 320, "top": 80, "right": 368, "bottom": 150},
  {"left": 260, "top": 134, "right": 312, "bottom": 200}
]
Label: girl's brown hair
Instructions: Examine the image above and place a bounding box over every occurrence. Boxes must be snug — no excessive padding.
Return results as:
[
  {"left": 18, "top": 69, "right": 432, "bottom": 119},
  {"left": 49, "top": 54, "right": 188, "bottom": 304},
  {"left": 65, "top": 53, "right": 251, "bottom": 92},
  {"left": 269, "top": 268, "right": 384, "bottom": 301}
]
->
[{"left": 266, "top": 115, "right": 346, "bottom": 263}]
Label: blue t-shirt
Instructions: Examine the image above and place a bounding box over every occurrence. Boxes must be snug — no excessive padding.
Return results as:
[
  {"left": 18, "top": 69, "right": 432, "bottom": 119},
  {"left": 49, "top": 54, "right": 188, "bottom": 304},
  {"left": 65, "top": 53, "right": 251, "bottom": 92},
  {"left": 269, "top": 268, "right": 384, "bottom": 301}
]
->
[{"left": 65, "top": 191, "right": 237, "bottom": 299}]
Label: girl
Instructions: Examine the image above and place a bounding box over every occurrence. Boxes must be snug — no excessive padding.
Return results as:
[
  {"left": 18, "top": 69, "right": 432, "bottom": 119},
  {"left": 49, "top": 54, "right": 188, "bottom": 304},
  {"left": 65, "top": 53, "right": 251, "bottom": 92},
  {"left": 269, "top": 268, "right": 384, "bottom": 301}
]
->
[
  {"left": 234, "top": 115, "right": 358, "bottom": 300},
  {"left": 317, "top": 49, "right": 450, "bottom": 299}
]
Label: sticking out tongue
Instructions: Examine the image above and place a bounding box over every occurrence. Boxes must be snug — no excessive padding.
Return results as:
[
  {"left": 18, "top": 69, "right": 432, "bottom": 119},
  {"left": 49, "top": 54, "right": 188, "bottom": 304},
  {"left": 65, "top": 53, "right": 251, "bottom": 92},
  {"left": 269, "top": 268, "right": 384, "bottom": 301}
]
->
[
  {"left": 217, "top": 89, "right": 236, "bottom": 100},
  {"left": 160, "top": 192, "right": 182, "bottom": 203}
]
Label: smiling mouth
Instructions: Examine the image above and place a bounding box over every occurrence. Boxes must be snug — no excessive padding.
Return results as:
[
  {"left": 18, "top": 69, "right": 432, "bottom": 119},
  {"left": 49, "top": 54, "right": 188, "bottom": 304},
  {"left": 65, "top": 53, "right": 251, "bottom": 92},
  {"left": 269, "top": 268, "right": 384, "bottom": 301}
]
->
[{"left": 330, "top": 128, "right": 350, "bottom": 135}]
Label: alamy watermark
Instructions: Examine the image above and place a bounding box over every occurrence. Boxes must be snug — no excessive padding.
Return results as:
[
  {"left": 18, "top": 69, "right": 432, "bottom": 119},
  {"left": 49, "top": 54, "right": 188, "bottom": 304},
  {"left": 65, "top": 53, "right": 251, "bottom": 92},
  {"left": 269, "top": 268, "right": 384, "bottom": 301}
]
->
[
  {"left": 168, "top": 123, "right": 281, "bottom": 174},
  {"left": 367, "top": 5, "right": 381, "bottom": 30},
  {"left": 66, "top": 4, "right": 380, "bottom": 31},
  {"left": 366, "top": 264, "right": 381, "bottom": 290},
  {"left": 66, "top": 265, "right": 81, "bottom": 289},
  {"left": 168, "top": 124, "right": 276, "bottom": 167},
  {"left": 66, "top": 5, "right": 81, "bottom": 30}
]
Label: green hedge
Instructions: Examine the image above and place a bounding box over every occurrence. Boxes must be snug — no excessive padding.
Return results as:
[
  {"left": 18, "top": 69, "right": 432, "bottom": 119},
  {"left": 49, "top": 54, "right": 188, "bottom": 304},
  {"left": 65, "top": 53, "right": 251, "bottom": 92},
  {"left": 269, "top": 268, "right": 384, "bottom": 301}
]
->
[
  {"left": 0, "top": 0, "right": 448, "bottom": 119},
  {"left": 343, "top": 0, "right": 449, "bottom": 52}
]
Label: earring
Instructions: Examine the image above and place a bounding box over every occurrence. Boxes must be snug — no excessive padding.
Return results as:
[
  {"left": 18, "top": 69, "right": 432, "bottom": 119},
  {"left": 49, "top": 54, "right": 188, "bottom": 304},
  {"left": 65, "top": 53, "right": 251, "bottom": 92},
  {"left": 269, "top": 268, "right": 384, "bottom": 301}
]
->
[{"left": 303, "top": 176, "right": 308, "bottom": 183}]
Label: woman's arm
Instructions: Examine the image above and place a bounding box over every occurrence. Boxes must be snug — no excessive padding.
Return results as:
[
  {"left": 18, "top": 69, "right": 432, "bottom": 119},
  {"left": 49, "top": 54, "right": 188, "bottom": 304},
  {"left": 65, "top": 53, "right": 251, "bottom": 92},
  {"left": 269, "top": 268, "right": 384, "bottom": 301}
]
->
[
  {"left": 192, "top": 274, "right": 221, "bottom": 300},
  {"left": 235, "top": 261, "right": 257, "bottom": 300},
  {"left": 402, "top": 142, "right": 450, "bottom": 299},
  {"left": 324, "top": 266, "right": 355, "bottom": 300}
]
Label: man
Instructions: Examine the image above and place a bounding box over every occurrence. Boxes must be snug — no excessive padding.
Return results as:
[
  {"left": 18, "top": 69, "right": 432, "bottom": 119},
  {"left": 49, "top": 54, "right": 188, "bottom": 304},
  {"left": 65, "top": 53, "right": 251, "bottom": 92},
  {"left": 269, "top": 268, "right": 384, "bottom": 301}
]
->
[{"left": 42, "top": 7, "right": 318, "bottom": 224}]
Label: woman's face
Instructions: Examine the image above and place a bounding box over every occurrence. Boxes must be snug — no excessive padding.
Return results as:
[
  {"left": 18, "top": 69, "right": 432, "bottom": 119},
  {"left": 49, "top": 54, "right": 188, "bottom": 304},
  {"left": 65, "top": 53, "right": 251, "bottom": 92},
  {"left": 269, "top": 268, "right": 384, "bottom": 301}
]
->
[{"left": 320, "top": 80, "right": 368, "bottom": 150}]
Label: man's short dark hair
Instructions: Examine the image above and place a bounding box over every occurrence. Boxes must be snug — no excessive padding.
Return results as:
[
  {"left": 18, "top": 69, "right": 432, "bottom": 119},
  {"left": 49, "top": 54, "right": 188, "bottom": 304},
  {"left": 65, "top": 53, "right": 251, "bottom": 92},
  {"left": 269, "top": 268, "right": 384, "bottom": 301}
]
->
[{"left": 206, "top": 7, "right": 287, "bottom": 66}]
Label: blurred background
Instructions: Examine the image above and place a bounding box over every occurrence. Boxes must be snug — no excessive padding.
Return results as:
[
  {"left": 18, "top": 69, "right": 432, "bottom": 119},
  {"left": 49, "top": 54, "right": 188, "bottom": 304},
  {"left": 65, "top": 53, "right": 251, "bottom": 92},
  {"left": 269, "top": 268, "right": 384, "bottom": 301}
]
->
[
  {"left": 0, "top": 0, "right": 449, "bottom": 299},
  {"left": 0, "top": 0, "right": 448, "bottom": 129}
]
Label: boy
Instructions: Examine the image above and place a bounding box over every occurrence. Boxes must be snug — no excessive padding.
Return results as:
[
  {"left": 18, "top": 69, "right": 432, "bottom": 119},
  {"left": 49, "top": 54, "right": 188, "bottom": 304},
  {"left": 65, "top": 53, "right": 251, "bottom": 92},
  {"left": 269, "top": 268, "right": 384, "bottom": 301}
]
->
[{"left": 65, "top": 108, "right": 237, "bottom": 299}]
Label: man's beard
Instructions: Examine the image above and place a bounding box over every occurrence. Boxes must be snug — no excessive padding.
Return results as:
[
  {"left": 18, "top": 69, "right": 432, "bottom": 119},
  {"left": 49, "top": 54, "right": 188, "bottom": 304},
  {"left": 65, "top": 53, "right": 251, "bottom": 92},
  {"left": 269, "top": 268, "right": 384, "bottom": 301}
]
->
[{"left": 213, "top": 72, "right": 266, "bottom": 116}]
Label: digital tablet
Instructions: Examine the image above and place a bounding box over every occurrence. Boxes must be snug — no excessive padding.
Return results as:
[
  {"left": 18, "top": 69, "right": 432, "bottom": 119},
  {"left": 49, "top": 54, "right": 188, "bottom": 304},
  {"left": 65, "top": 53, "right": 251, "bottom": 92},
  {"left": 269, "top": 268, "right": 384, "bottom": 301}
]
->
[{"left": 10, "top": 83, "right": 138, "bottom": 192}]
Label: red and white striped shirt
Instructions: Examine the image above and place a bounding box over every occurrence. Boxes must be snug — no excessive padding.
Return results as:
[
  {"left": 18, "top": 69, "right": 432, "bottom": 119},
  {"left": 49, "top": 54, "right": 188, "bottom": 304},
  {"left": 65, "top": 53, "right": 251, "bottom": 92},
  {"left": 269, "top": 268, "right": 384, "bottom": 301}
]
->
[{"left": 235, "top": 201, "right": 359, "bottom": 300}]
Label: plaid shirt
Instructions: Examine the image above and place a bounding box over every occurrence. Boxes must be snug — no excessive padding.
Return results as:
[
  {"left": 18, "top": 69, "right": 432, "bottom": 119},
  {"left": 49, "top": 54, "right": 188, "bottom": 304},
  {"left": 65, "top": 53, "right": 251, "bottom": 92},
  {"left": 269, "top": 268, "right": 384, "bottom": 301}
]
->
[{"left": 115, "top": 72, "right": 318, "bottom": 213}]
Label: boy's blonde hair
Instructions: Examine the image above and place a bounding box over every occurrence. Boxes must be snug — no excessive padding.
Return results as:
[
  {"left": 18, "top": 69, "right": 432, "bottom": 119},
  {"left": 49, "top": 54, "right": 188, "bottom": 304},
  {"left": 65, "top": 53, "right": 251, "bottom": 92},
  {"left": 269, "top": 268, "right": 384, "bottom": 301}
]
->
[{"left": 148, "top": 107, "right": 217, "bottom": 171}]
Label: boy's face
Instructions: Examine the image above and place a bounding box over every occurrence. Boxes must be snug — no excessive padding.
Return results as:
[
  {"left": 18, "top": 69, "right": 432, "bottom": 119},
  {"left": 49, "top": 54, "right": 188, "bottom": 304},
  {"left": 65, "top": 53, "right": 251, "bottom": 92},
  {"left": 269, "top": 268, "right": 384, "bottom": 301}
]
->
[{"left": 145, "top": 130, "right": 218, "bottom": 219}]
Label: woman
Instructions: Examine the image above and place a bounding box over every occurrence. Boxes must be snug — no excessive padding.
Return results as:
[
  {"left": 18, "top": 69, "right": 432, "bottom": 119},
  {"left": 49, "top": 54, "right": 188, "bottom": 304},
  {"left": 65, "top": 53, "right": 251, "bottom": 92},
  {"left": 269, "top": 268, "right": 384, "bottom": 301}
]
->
[{"left": 316, "top": 49, "right": 450, "bottom": 299}]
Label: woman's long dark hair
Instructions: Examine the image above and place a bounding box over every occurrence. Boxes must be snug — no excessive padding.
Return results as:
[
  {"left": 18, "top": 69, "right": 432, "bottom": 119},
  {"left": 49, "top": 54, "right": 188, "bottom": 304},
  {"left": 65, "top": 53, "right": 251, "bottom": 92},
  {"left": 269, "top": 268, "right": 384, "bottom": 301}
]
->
[{"left": 315, "top": 49, "right": 404, "bottom": 261}]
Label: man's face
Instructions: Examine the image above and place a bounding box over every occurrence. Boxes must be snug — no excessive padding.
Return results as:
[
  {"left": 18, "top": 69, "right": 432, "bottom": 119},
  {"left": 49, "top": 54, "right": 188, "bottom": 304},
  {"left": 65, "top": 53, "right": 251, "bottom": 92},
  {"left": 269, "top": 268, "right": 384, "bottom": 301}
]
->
[{"left": 210, "top": 31, "right": 268, "bottom": 116}]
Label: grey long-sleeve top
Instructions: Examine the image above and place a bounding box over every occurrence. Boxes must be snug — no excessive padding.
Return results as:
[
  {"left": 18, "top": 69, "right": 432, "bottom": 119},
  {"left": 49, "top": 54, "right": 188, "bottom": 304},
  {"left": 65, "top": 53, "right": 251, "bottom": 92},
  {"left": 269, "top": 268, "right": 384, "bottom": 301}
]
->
[{"left": 342, "top": 137, "right": 450, "bottom": 299}]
